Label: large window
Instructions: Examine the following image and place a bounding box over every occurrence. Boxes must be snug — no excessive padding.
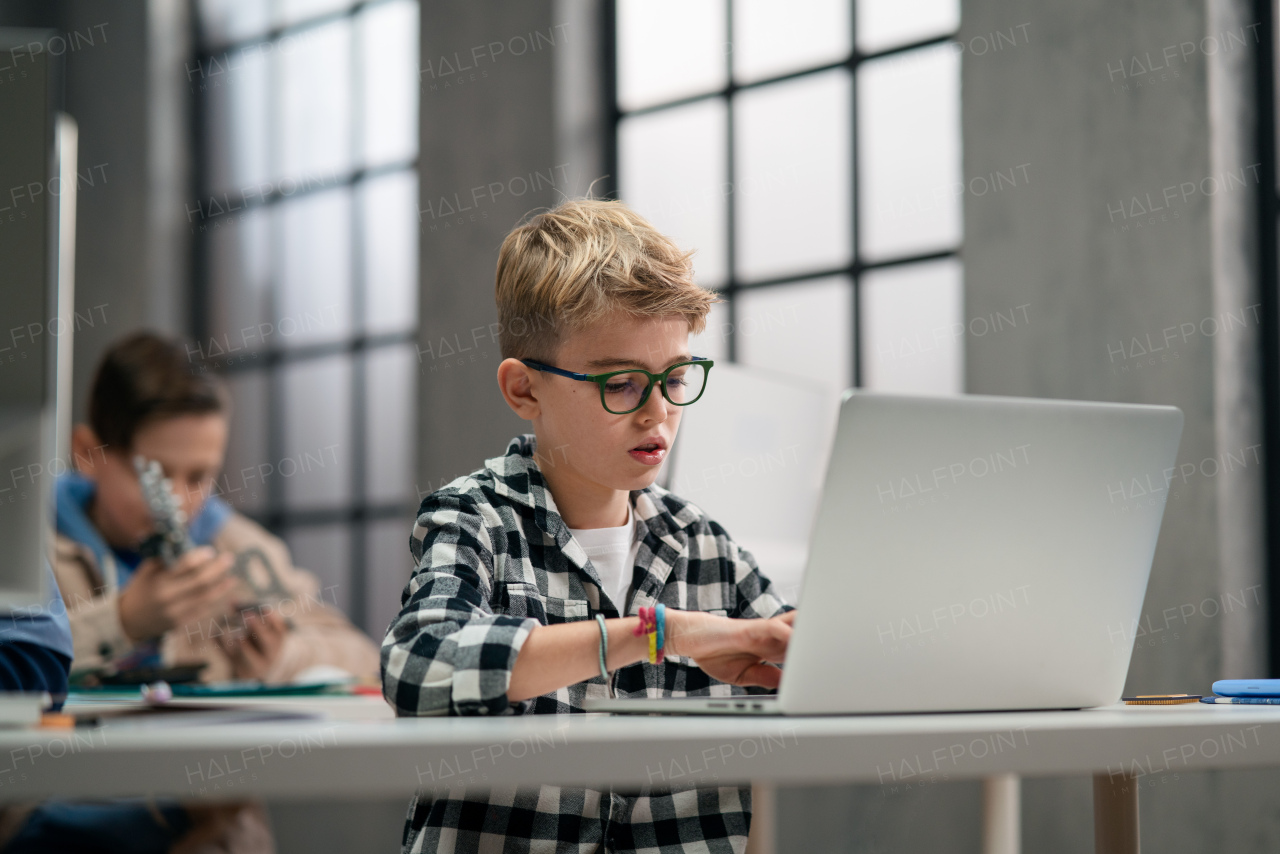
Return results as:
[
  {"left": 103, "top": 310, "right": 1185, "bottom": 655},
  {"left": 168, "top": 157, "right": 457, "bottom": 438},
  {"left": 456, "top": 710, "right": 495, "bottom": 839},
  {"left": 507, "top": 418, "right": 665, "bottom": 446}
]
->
[
  {"left": 613, "top": 0, "right": 962, "bottom": 395},
  {"left": 190, "top": 0, "right": 420, "bottom": 633}
]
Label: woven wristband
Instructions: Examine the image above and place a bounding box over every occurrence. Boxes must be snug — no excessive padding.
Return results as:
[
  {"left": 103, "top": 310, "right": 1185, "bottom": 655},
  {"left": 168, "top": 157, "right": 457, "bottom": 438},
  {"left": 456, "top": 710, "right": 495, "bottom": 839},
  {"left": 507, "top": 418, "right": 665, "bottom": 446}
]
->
[
  {"left": 633, "top": 607, "right": 664, "bottom": 665},
  {"left": 595, "top": 614, "right": 609, "bottom": 680},
  {"left": 634, "top": 607, "right": 653, "bottom": 636},
  {"left": 655, "top": 604, "right": 666, "bottom": 664}
]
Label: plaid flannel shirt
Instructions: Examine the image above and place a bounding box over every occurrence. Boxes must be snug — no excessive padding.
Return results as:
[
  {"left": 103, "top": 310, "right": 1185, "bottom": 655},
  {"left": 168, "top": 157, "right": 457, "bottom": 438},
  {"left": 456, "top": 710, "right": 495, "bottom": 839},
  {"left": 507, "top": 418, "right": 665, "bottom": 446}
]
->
[{"left": 382, "top": 435, "right": 792, "bottom": 854}]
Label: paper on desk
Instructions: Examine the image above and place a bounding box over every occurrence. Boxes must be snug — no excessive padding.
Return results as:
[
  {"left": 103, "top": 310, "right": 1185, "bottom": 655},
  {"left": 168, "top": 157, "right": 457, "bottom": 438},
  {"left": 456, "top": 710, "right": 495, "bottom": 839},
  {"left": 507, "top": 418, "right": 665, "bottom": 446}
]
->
[{"left": 90, "top": 706, "right": 324, "bottom": 729}]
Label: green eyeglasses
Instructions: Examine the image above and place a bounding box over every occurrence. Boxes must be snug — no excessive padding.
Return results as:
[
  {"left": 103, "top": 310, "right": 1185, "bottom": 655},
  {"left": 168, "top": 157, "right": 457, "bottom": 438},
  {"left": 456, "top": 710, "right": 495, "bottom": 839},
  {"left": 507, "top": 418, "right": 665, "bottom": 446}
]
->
[{"left": 521, "top": 357, "right": 714, "bottom": 415}]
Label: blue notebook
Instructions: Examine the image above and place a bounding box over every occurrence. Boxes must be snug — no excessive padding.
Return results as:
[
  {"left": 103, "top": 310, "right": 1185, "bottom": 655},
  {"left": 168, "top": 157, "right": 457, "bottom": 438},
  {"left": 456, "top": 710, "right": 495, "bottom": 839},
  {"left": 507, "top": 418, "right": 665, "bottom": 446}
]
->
[{"left": 1201, "top": 696, "right": 1280, "bottom": 705}]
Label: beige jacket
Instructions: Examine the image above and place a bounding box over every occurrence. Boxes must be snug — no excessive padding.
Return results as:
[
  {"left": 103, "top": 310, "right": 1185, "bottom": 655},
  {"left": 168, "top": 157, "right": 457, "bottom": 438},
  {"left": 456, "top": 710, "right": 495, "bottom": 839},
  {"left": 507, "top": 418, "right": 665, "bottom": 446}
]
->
[{"left": 53, "top": 513, "right": 379, "bottom": 684}]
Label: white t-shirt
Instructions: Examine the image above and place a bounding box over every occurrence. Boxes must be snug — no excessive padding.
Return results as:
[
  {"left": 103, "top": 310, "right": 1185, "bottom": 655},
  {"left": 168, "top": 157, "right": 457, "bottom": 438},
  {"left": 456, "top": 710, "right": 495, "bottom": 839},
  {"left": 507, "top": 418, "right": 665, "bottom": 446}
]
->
[{"left": 569, "top": 504, "right": 644, "bottom": 612}]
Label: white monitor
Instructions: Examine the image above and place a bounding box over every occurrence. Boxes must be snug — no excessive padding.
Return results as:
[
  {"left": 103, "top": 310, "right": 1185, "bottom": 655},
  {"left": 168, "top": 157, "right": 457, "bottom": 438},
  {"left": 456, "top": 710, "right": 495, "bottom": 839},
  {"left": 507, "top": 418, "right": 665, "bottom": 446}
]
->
[
  {"left": 663, "top": 363, "right": 840, "bottom": 605},
  {"left": 0, "top": 29, "right": 70, "bottom": 611}
]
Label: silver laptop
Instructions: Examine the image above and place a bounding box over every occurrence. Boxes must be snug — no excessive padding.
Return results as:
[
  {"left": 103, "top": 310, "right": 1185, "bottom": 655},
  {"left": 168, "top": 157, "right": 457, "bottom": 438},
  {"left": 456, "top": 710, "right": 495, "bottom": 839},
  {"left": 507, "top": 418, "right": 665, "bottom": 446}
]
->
[{"left": 585, "top": 391, "right": 1183, "bottom": 715}]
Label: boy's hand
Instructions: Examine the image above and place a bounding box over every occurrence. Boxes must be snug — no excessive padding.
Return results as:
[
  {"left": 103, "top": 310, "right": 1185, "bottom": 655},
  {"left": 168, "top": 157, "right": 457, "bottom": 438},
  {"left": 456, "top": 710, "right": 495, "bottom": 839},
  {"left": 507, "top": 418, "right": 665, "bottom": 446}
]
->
[
  {"left": 666, "top": 610, "right": 795, "bottom": 690},
  {"left": 215, "top": 609, "right": 289, "bottom": 681},
  {"left": 118, "top": 547, "right": 238, "bottom": 642}
]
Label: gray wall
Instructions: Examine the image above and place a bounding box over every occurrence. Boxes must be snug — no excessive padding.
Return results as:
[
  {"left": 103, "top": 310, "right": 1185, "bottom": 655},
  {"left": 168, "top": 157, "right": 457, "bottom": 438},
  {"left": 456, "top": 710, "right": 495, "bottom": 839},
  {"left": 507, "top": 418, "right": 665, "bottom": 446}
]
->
[
  {"left": 775, "top": 0, "right": 1276, "bottom": 852},
  {"left": 962, "top": 0, "right": 1272, "bottom": 851}
]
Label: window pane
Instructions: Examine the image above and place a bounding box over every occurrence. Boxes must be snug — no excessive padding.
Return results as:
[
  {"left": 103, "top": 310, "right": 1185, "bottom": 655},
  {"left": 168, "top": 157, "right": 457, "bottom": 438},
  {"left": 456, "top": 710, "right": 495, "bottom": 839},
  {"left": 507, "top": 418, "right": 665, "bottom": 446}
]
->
[
  {"left": 858, "top": 44, "right": 961, "bottom": 260},
  {"left": 689, "top": 300, "right": 730, "bottom": 364},
  {"left": 280, "top": 355, "right": 352, "bottom": 510},
  {"left": 364, "top": 345, "right": 417, "bottom": 504},
  {"left": 277, "top": 19, "right": 352, "bottom": 181},
  {"left": 276, "top": 0, "right": 357, "bottom": 29},
  {"left": 359, "top": 0, "right": 419, "bottom": 169},
  {"left": 857, "top": 0, "right": 960, "bottom": 54},
  {"left": 197, "top": 0, "right": 271, "bottom": 48},
  {"left": 360, "top": 171, "right": 418, "bottom": 335},
  {"left": 208, "top": 207, "right": 273, "bottom": 356},
  {"left": 617, "top": 0, "right": 727, "bottom": 111},
  {"left": 285, "top": 523, "right": 353, "bottom": 616},
  {"left": 733, "top": 0, "right": 851, "bottom": 83},
  {"left": 277, "top": 188, "right": 352, "bottom": 348},
  {"left": 203, "top": 44, "right": 270, "bottom": 196},
  {"left": 735, "top": 276, "right": 853, "bottom": 390},
  {"left": 220, "top": 370, "right": 270, "bottom": 515},
  {"left": 735, "top": 69, "right": 852, "bottom": 282},
  {"left": 620, "top": 99, "right": 728, "bottom": 288},
  {"left": 366, "top": 516, "right": 416, "bottom": 636},
  {"left": 861, "top": 258, "right": 963, "bottom": 394}
]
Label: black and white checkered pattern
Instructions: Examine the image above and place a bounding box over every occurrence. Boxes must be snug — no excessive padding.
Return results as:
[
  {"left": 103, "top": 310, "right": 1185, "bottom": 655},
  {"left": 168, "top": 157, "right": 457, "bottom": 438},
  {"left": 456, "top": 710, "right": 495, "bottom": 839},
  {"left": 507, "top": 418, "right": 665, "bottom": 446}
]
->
[{"left": 382, "top": 435, "right": 792, "bottom": 853}]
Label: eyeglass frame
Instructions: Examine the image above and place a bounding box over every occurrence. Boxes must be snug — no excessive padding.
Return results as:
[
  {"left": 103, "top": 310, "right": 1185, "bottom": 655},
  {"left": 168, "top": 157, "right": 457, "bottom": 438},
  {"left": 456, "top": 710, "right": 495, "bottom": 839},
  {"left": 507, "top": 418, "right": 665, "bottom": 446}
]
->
[{"left": 519, "top": 357, "right": 714, "bottom": 415}]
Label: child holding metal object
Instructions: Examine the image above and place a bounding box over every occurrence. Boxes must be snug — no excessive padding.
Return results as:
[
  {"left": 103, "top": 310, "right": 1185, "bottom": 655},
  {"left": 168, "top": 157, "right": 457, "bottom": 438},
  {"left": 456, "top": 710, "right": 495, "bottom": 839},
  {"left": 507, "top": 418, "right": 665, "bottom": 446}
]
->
[{"left": 54, "top": 332, "right": 378, "bottom": 684}]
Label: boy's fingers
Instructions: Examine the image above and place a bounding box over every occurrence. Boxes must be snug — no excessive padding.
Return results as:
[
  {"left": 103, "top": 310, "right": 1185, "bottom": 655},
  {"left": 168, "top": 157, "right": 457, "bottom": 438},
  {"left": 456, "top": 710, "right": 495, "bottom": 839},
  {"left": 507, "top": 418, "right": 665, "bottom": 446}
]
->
[
  {"left": 776, "top": 611, "right": 797, "bottom": 626},
  {"left": 134, "top": 557, "right": 165, "bottom": 578},
  {"left": 217, "top": 630, "right": 249, "bottom": 657},
  {"left": 165, "top": 579, "right": 237, "bottom": 629},
  {"left": 178, "top": 550, "right": 232, "bottom": 584},
  {"left": 207, "top": 575, "right": 239, "bottom": 605},
  {"left": 168, "top": 546, "right": 217, "bottom": 577},
  {"left": 247, "top": 626, "right": 274, "bottom": 656},
  {"left": 737, "top": 662, "right": 782, "bottom": 690},
  {"left": 743, "top": 620, "right": 790, "bottom": 656},
  {"left": 252, "top": 614, "right": 284, "bottom": 645},
  {"left": 172, "top": 556, "right": 233, "bottom": 600},
  {"left": 236, "top": 638, "right": 266, "bottom": 674}
]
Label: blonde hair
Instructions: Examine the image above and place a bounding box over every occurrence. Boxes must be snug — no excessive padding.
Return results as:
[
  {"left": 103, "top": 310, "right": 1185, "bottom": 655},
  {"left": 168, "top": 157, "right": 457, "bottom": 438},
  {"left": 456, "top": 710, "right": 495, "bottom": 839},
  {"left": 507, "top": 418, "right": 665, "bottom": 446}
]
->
[{"left": 494, "top": 198, "right": 717, "bottom": 360}]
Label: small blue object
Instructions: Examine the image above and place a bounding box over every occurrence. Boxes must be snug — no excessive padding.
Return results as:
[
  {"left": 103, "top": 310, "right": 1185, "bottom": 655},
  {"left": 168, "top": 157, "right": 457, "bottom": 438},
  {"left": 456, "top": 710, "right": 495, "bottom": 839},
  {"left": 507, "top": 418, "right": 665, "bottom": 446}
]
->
[
  {"left": 1201, "top": 695, "right": 1280, "bottom": 705},
  {"left": 1212, "top": 679, "right": 1280, "bottom": 698},
  {"left": 655, "top": 604, "right": 665, "bottom": 652}
]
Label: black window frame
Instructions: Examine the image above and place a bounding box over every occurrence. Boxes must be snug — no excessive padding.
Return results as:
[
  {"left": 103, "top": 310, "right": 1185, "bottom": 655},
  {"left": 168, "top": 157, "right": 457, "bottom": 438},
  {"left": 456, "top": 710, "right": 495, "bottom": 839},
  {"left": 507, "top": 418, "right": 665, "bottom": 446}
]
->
[
  {"left": 604, "top": 0, "right": 963, "bottom": 387},
  {"left": 1256, "top": 0, "right": 1280, "bottom": 674},
  {"left": 188, "top": 0, "right": 421, "bottom": 631}
]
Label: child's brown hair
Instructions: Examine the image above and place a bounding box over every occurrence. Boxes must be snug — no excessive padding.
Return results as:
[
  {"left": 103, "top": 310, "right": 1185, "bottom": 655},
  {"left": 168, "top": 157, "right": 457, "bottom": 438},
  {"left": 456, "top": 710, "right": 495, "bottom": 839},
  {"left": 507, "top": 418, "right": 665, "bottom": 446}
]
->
[{"left": 89, "top": 332, "right": 228, "bottom": 451}]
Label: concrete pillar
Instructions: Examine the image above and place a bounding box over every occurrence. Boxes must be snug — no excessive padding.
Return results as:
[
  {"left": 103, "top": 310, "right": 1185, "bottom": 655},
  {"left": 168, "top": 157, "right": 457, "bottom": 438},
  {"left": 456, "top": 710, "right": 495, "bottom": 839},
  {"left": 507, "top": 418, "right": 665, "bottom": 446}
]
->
[{"left": 416, "top": 0, "right": 605, "bottom": 493}]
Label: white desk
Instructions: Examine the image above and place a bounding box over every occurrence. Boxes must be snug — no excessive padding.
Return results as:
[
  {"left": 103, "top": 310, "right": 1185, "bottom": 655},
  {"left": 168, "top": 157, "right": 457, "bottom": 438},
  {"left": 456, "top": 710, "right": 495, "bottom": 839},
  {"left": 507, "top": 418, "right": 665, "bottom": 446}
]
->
[{"left": 2, "top": 701, "right": 1276, "bottom": 853}]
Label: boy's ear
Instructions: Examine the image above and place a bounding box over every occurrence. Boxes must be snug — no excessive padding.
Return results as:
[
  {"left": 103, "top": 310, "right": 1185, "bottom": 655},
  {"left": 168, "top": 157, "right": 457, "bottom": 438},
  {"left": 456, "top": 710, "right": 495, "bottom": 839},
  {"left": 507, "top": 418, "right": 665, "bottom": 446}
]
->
[
  {"left": 71, "top": 424, "right": 108, "bottom": 478},
  {"left": 496, "top": 358, "right": 541, "bottom": 421}
]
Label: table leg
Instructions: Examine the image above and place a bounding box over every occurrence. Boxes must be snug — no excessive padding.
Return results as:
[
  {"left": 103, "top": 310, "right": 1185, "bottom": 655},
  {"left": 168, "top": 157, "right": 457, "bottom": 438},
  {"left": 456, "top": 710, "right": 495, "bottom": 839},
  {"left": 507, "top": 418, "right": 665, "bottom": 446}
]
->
[
  {"left": 982, "top": 773, "right": 1021, "bottom": 854},
  {"left": 1092, "top": 772, "right": 1139, "bottom": 854},
  {"left": 745, "top": 782, "right": 776, "bottom": 854}
]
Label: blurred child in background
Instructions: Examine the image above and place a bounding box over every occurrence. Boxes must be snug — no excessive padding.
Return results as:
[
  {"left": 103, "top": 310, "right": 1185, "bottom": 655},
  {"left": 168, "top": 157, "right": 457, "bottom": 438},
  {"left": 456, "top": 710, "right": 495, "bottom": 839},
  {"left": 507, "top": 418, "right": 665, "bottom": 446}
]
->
[
  {"left": 8, "top": 331, "right": 381, "bottom": 854},
  {"left": 55, "top": 331, "right": 378, "bottom": 684}
]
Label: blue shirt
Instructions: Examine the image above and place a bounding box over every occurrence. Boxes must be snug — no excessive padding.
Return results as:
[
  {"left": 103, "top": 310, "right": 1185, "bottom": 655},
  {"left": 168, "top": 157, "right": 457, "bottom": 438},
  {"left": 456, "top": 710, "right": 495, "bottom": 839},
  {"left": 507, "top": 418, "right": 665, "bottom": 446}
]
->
[
  {"left": 54, "top": 472, "right": 233, "bottom": 589},
  {"left": 0, "top": 560, "right": 74, "bottom": 696}
]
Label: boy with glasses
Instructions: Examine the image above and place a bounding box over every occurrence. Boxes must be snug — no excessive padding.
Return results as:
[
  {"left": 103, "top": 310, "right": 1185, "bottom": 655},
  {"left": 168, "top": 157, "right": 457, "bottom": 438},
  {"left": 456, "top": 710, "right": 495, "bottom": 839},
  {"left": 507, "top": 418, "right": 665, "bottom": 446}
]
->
[{"left": 382, "top": 199, "right": 795, "bottom": 853}]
